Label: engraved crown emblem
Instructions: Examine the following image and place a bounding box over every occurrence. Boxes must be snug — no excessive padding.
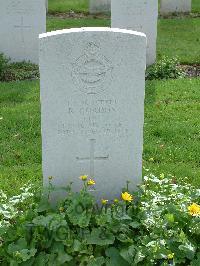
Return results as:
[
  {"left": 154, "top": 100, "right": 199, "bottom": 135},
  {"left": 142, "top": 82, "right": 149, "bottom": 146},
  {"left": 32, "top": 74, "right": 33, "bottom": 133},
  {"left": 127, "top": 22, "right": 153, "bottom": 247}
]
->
[{"left": 72, "top": 42, "right": 113, "bottom": 95}]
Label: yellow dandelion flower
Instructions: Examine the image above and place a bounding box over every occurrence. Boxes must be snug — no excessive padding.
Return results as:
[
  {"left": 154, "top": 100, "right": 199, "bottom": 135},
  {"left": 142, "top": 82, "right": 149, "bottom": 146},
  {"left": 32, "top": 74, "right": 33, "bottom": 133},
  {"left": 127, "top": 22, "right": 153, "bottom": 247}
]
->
[
  {"left": 114, "top": 198, "right": 119, "bottom": 203},
  {"left": 167, "top": 253, "right": 174, "bottom": 260},
  {"left": 79, "top": 175, "right": 88, "bottom": 181},
  {"left": 121, "top": 192, "right": 133, "bottom": 202},
  {"left": 188, "top": 203, "right": 200, "bottom": 217},
  {"left": 101, "top": 199, "right": 108, "bottom": 205},
  {"left": 87, "top": 179, "right": 96, "bottom": 186}
]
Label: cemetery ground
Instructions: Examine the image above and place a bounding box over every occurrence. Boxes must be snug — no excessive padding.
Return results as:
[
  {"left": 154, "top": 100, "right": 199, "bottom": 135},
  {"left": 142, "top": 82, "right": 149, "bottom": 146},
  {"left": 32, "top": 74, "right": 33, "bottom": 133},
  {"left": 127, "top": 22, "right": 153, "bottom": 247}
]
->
[
  {"left": 0, "top": 1, "right": 200, "bottom": 265},
  {"left": 0, "top": 77, "right": 200, "bottom": 196},
  {"left": 0, "top": 1, "right": 200, "bottom": 196},
  {"left": 48, "top": 0, "right": 200, "bottom": 14}
]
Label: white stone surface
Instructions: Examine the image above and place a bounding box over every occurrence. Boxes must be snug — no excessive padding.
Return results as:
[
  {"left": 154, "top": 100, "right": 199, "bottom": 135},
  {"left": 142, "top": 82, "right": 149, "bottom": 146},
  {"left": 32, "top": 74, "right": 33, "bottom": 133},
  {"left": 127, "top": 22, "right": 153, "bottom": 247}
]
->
[
  {"left": 160, "top": 0, "right": 192, "bottom": 14},
  {"left": 39, "top": 28, "right": 146, "bottom": 201},
  {"left": 90, "top": 0, "right": 111, "bottom": 14},
  {"left": 0, "top": 0, "right": 46, "bottom": 64},
  {"left": 111, "top": 0, "right": 158, "bottom": 66}
]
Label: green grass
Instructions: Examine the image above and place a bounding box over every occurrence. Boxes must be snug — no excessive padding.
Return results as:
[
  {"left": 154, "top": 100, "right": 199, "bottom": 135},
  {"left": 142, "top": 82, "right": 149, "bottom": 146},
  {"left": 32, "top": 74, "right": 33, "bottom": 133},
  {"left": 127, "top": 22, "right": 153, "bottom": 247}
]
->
[
  {"left": 48, "top": 0, "right": 89, "bottom": 13},
  {"left": 1, "top": 1, "right": 200, "bottom": 196},
  {"left": 47, "top": 17, "right": 109, "bottom": 31},
  {"left": 0, "top": 81, "right": 42, "bottom": 195},
  {"left": 48, "top": 0, "right": 200, "bottom": 13},
  {"left": 47, "top": 17, "right": 200, "bottom": 64},
  {"left": 144, "top": 78, "right": 200, "bottom": 186},
  {"left": 157, "top": 18, "right": 200, "bottom": 64},
  {"left": 0, "top": 78, "right": 199, "bottom": 195},
  {"left": 192, "top": 0, "right": 200, "bottom": 13}
]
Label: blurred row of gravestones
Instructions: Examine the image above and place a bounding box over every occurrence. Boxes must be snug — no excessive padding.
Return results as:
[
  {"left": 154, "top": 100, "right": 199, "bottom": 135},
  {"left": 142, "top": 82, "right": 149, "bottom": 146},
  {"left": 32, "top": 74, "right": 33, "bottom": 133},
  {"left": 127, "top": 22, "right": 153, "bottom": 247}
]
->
[{"left": 89, "top": 0, "right": 191, "bottom": 15}]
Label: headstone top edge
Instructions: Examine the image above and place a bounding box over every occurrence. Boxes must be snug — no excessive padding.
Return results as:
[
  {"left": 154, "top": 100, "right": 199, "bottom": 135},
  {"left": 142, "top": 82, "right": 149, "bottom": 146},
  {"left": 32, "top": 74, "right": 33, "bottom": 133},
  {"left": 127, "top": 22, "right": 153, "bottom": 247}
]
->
[{"left": 39, "top": 27, "right": 147, "bottom": 39}]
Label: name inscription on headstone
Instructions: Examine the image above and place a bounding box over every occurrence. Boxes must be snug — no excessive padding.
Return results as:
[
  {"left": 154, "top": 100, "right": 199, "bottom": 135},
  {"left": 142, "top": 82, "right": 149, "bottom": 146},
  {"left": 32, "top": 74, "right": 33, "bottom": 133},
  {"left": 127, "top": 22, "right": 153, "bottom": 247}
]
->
[{"left": 58, "top": 98, "right": 129, "bottom": 138}]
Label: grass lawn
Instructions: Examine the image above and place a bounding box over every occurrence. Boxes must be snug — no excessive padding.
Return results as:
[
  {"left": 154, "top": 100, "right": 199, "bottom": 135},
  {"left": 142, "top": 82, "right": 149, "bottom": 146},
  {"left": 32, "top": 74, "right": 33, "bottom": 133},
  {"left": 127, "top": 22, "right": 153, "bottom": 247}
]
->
[
  {"left": 0, "top": 0, "right": 199, "bottom": 197},
  {"left": 192, "top": 0, "right": 200, "bottom": 12},
  {"left": 157, "top": 18, "right": 200, "bottom": 64},
  {"left": 47, "top": 17, "right": 200, "bottom": 64},
  {"left": 0, "top": 78, "right": 199, "bottom": 196},
  {"left": 48, "top": 0, "right": 200, "bottom": 13},
  {"left": 47, "top": 17, "right": 109, "bottom": 31},
  {"left": 48, "top": 0, "right": 89, "bottom": 13}
]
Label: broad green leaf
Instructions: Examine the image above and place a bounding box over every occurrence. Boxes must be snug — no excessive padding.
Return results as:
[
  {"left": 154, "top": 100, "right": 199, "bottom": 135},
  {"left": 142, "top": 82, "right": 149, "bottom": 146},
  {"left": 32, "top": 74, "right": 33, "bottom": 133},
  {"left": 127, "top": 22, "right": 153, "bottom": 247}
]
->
[
  {"left": 105, "top": 247, "right": 128, "bottom": 266},
  {"left": 88, "top": 256, "right": 105, "bottom": 266},
  {"left": 179, "top": 242, "right": 196, "bottom": 260},
  {"left": 86, "top": 228, "right": 115, "bottom": 246}
]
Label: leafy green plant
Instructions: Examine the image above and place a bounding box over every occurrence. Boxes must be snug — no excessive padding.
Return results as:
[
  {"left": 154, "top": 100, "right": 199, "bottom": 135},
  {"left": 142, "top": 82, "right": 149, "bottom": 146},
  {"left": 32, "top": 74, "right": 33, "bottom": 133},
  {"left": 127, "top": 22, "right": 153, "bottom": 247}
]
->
[
  {"left": 2, "top": 61, "right": 39, "bottom": 82},
  {"left": 146, "top": 56, "right": 185, "bottom": 80},
  {"left": 0, "top": 185, "right": 34, "bottom": 230},
  {"left": 0, "top": 53, "right": 9, "bottom": 80},
  {"left": 0, "top": 174, "right": 199, "bottom": 265},
  {"left": 0, "top": 53, "right": 39, "bottom": 82}
]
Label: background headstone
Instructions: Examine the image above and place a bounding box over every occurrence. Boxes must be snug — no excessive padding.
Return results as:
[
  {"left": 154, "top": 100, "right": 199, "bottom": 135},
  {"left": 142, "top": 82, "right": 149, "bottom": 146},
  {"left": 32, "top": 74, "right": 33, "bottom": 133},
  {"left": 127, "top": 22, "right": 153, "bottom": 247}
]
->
[
  {"left": 0, "top": 0, "right": 46, "bottom": 64},
  {"left": 90, "top": 0, "right": 111, "bottom": 14},
  {"left": 111, "top": 0, "right": 158, "bottom": 66},
  {"left": 39, "top": 28, "right": 146, "bottom": 200},
  {"left": 160, "top": 0, "right": 192, "bottom": 14}
]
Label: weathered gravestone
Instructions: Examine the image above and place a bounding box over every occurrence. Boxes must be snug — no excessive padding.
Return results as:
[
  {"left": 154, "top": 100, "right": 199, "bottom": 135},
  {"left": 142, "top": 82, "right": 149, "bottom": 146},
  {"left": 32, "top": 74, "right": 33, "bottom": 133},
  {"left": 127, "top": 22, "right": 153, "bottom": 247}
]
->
[
  {"left": 0, "top": 0, "right": 46, "bottom": 64},
  {"left": 160, "top": 0, "right": 192, "bottom": 15},
  {"left": 39, "top": 28, "right": 146, "bottom": 201},
  {"left": 90, "top": 0, "right": 111, "bottom": 14},
  {"left": 111, "top": 0, "right": 158, "bottom": 66}
]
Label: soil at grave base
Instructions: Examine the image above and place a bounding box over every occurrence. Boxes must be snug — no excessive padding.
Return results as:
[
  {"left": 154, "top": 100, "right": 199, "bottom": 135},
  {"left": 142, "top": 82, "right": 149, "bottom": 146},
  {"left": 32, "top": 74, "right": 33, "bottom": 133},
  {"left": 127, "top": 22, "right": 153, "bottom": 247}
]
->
[
  {"left": 159, "top": 12, "right": 200, "bottom": 19},
  {"left": 180, "top": 64, "right": 200, "bottom": 78},
  {"left": 48, "top": 11, "right": 110, "bottom": 20},
  {"left": 48, "top": 11, "right": 200, "bottom": 20}
]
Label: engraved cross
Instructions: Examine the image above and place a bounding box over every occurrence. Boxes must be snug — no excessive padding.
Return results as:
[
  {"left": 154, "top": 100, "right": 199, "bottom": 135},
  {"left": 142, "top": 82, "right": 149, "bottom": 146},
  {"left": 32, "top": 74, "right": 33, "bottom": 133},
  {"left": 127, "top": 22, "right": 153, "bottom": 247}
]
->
[
  {"left": 76, "top": 139, "right": 109, "bottom": 178},
  {"left": 14, "top": 16, "right": 31, "bottom": 43}
]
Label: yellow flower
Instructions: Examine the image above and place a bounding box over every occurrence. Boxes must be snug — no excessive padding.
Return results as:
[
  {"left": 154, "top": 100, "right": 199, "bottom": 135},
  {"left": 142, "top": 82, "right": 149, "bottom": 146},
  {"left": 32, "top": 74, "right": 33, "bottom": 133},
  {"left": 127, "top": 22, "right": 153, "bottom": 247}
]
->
[
  {"left": 188, "top": 203, "right": 200, "bottom": 217},
  {"left": 79, "top": 175, "right": 88, "bottom": 181},
  {"left": 15, "top": 251, "right": 21, "bottom": 257},
  {"left": 87, "top": 179, "right": 96, "bottom": 186},
  {"left": 160, "top": 173, "right": 165, "bottom": 179},
  {"left": 114, "top": 198, "right": 119, "bottom": 203},
  {"left": 167, "top": 253, "right": 174, "bottom": 260},
  {"left": 149, "top": 157, "right": 154, "bottom": 162},
  {"left": 59, "top": 207, "right": 64, "bottom": 212},
  {"left": 48, "top": 176, "right": 53, "bottom": 180},
  {"left": 101, "top": 199, "right": 108, "bottom": 205},
  {"left": 121, "top": 192, "right": 133, "bottom": 202}
]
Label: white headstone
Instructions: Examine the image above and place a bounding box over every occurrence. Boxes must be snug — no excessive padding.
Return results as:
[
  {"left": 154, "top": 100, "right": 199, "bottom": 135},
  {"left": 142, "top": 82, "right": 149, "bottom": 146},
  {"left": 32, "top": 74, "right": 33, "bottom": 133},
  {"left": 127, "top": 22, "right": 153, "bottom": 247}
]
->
[
  {"left": 111, "top": 0, "right": 158, "bottom": 66},
  {"left": 39, "top": 28, "right": 146, "bottom": 201},
  {"left": 160, "top": 0, "right": 192, "bottom": 14},
  {"left": 0, "top": 0, "right": 46, "bottom": 64},
  {"left": 90, "top": 0, "right": 111, "bottom": 14}
]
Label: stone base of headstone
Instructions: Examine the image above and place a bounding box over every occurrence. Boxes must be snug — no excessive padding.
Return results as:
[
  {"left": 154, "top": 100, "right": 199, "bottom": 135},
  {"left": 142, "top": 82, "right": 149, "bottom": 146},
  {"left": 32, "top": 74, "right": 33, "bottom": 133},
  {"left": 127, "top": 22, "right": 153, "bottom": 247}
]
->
[
  {"left": 160, "top": 0, "right": 192, "bottom": 15},
  {"left": 90, "top": 0, "right": 111, "bottom": 14}
]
